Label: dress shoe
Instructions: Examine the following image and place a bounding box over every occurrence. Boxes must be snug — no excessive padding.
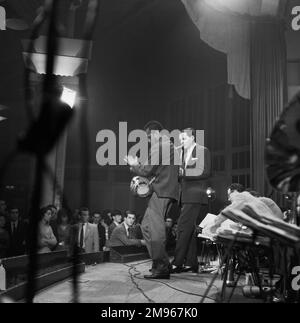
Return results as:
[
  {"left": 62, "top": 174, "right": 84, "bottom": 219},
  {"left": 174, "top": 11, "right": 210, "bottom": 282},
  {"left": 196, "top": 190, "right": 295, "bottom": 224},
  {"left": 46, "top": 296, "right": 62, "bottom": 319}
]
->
[
  {"left": 144, "top": 273, "right": 170, "bottom": 279},
  {"left": 170, "top": 265, "right": 183, "bottom": 273},
  {"left": 182, "top": 266, "right": 198, "bottom": 273}
]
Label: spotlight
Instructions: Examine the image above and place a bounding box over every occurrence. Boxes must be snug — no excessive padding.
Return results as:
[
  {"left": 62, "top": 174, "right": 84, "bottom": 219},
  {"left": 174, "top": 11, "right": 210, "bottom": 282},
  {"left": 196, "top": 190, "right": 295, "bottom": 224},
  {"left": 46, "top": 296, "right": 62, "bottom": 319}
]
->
[
  {"left": 61, "top": 87, "right": 77, "bottom": 109},
  {"left": 206, "top": 187, "right": 216, "bottom": 198}
]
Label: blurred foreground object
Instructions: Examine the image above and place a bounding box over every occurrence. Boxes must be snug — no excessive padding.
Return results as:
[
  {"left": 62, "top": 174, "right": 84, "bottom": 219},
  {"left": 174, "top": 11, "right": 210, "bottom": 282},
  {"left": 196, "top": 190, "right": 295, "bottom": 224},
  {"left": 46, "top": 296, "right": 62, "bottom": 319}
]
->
[{"left": 266, "top": 91, "right": 300, "bottom": 193}]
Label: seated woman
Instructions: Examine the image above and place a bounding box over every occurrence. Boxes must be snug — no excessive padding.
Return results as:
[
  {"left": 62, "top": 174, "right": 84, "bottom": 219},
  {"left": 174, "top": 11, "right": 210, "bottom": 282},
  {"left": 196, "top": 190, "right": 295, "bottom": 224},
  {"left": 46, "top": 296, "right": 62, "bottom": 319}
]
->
[
  {"left": 38, "top": 206, "right": 57, "bottom": 253},
  {"left": 56, "top": 208, "right": 72, "bottom": 251}
]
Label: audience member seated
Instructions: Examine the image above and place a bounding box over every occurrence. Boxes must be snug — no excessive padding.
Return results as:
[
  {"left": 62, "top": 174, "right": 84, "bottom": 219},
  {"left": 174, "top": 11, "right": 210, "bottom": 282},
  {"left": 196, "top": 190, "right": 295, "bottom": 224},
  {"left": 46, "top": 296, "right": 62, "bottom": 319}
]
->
[
  {"left": 0, "top": 214, "right": 9, "bottom": 259},
  {"left": 125, "top": 210, "right": 143, "bottom": 239},
  {"left": 5, "top": 207, "right": 28, "bottom": 257},
  {"left": 108, "top": 209, "right": 122, "bottom": 239},
  {"left": 92, "top": 212, "right": 106, "bottom": 251},
  {"left": 203, "top": 183, "right": 246, "bottom": 238},
  {"left": 48, "top": 204, "right": 59, "bottom": 249},
  {"left": 72, "top": 209, "right": 80, "bottom": 224},
  {"left": 71, "top": 207, "right": 99, "bottom": 253},
  {"left": 109, "top": 212, "right": 146, "bottom": 247},
  {"left": 56, "top": 208, "right": 72, "bottom": 251},
  {"left": 165, "top": 217, "right": 176, "bottom": 251},
  {"left": 38, "top": 206, "right": 57, "bottom": 253}
]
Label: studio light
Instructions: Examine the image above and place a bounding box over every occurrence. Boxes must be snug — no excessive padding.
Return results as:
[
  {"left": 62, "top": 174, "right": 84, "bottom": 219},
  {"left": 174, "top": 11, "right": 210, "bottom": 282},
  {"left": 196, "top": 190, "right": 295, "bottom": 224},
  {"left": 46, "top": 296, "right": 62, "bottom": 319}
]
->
[
  {"left": 61, "top": 86, "right": 77, "bottom": 109},
  {"left": 206, "top": 187, "right": 216, "bottom": 198}
]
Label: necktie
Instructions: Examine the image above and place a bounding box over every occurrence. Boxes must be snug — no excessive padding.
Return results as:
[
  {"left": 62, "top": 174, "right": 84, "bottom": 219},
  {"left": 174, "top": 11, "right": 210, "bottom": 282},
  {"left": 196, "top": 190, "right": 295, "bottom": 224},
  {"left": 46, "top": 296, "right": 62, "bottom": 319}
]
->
[{"left": 79, "top": 224, "right": 84, "bottom": 248}]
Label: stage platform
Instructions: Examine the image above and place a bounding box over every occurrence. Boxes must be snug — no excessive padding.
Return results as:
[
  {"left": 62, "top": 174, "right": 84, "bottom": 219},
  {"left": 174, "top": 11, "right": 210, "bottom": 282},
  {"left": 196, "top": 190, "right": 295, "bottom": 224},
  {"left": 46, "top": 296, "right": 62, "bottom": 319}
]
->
[{"left": 32, "top": 260, "right": 263, "bottom": 303}]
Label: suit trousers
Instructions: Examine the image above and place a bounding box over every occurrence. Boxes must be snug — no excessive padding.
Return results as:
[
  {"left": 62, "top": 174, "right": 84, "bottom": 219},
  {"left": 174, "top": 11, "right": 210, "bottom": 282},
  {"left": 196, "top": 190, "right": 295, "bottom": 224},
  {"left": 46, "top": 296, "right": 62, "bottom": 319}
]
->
[
  {"left": 141, "top": 192, "right": 172, "bottom": 274},
  {"left": 174, "top": 203, "right": 206, "bottom": 268}
]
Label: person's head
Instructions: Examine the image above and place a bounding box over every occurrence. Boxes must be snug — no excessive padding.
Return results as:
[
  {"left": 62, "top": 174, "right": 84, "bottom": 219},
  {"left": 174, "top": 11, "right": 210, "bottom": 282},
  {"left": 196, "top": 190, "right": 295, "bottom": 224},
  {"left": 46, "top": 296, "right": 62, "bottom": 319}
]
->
[
  {"left": 57, "top": 208, "right": 71, "bottom": 225},
  {"left": 172, "top": 223, "right": 178, "bottom": 233},
  {"left": 47, "top": 204, "right": 58, "bottom": 220},
  {"left": 111, "top": 209, "right": 122, "bottom": 224},
  {"left": 180, "top": 128, "right": 196, "bottom": 150},
  {"left": 9, "top": 207, "right": 19, "bottom": 222},
  {"left": 227, "top": 183, "right": 244, "bottom": 202},
  {"left": 165, "top": 217, "right": 173, "bottom": 228},
  {"left": 144, "top": 120, "right": 163, "bottom": 143},
  {"left": 92, "top": 212, "right": 102, "bottom": 225},
  {"left": 0, "top": 200, "right": 7, "bottom": 214},
  {"left": 40, "top": 206, "right": 53, "bottom": 224},
  {"left": 79, "top": 207, "right": 90, "bottom": 224},
  {"left": 0, "top": 214, "right": 6, "bottom": 228},
  {"left": 124, "top": 212, "right": 136, "bottom": 227}
]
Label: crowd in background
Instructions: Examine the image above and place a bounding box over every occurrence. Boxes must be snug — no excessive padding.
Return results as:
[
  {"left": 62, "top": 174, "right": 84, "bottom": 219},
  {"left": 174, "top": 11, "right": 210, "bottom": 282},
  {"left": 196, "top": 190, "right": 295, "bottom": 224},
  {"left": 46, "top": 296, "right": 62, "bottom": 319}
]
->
[{"left": 0, "top": 199, "right": 178, "bottom": 259}]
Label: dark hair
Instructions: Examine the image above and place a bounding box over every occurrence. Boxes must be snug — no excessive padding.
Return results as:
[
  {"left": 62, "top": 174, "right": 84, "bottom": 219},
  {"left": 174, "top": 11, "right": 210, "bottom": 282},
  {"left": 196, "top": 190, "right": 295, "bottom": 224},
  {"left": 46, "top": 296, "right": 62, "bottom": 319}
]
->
[
  {"left": 111, "top": 209, "right": 122, "bottom": 218},
  {"left": 57, "top": 208, "right": 71, "bottom": 224},
  {"left": 144, "top": 120, "right": 163, "bottom": 132},
  {"left": 182, "top": 127, "right": 196, "bottom": 139},
  {"left": 228, "top": 183, "right": 244, "bottom": 193},
  {"left": 39, "top": 206, "right": 53, "bottom": 221},
  {"left": 9, "top": 206, "right": 19, "bottom": 212},
  {"left": 79, "top": 207, "right": 89, "bottom": 215},
  {"left": 124, "top": 210, "right": 135, "bottom": 218},
  {"left": 47, "top": 204, "right": 57, "bottom": 210}
]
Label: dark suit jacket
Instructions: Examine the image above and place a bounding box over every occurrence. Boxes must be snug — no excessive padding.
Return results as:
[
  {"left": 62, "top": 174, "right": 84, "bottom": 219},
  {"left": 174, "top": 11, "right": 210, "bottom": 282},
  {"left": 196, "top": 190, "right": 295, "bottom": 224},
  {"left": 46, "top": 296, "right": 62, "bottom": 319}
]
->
[
  {"left": 108, "top": 222, "right": 118, "bottom": 239},
  {"left": 131, "top": 135, "right": 179, "bottom": 201},
  {"left": 6, "top": 220, "right": 28, "bottom": 256},
  {"left": 97, "top": 223, "right": 106, "bottom": 251},
  {"left": 109, "top": 223, "right": 142, "bottom": 247},
  {"left": 179, "top": 144, "right": 211, "bottom": 204}
]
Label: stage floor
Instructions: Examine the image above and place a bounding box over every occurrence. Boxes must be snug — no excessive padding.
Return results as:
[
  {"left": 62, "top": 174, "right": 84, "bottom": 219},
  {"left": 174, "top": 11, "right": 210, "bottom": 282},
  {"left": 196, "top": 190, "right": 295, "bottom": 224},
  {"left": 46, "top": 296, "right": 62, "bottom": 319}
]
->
[{"left": 33, "top": 260, "right": 263, "bottom": 303}]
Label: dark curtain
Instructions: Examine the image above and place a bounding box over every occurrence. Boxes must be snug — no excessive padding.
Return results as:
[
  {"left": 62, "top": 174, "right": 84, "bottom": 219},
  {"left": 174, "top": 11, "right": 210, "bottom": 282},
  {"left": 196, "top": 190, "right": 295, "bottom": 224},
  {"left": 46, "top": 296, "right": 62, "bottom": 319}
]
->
[{"left": 250, "top": 20, "right": 287, "bottom": 197}]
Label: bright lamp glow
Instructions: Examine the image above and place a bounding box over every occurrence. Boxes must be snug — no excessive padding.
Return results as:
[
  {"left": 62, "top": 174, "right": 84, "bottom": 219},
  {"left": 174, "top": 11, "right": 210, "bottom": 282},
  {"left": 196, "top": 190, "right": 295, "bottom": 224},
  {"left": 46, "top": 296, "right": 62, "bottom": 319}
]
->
[{"left": 61, "top": 87, "right": 77, "bottom": 108}]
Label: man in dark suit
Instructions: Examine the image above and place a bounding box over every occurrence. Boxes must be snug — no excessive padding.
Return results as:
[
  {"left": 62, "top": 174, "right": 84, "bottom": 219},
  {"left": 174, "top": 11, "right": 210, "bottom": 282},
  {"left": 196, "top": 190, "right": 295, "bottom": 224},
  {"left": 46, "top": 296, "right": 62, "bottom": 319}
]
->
[
  {"left": 6, "top": 207, "right": 28, "bottom": 257},
  {"left": 171, "top": 128, "right": 211, "bottom": 273},
  {"left": 125, "top": 121, "right": 179, "bottom": 279},
  {"left": 92, "top": 212, "right": 107, "bottom": 251},
  {"left": 108, "top": 209, "right": 122, "bottom": 239},
  {"left": 109, "top": 212, "right": 145, "bottom": 247}
]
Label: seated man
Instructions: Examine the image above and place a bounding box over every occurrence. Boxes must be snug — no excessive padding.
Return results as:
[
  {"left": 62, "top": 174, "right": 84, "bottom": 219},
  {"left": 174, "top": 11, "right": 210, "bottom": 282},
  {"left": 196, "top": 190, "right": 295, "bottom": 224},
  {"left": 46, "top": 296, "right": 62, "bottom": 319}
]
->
[
  {"left": 203, "top": 183, "right": 245, "bottom": 238},
  {"left": 109, "top": 212, "right": 146, "bottom": 247},
  {"left": 203, "top": 184, "right": 284, "bottom": 238},
  {"left": 108, "top": 209, "right": 122, "bottom": 239}
]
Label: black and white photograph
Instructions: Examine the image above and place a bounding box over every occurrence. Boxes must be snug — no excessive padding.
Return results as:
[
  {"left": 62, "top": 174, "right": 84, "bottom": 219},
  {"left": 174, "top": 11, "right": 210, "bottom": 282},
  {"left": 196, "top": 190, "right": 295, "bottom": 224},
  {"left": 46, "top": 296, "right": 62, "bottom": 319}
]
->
[{"left": 0, "top": 0, "right": 300, "bottom": 310}]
